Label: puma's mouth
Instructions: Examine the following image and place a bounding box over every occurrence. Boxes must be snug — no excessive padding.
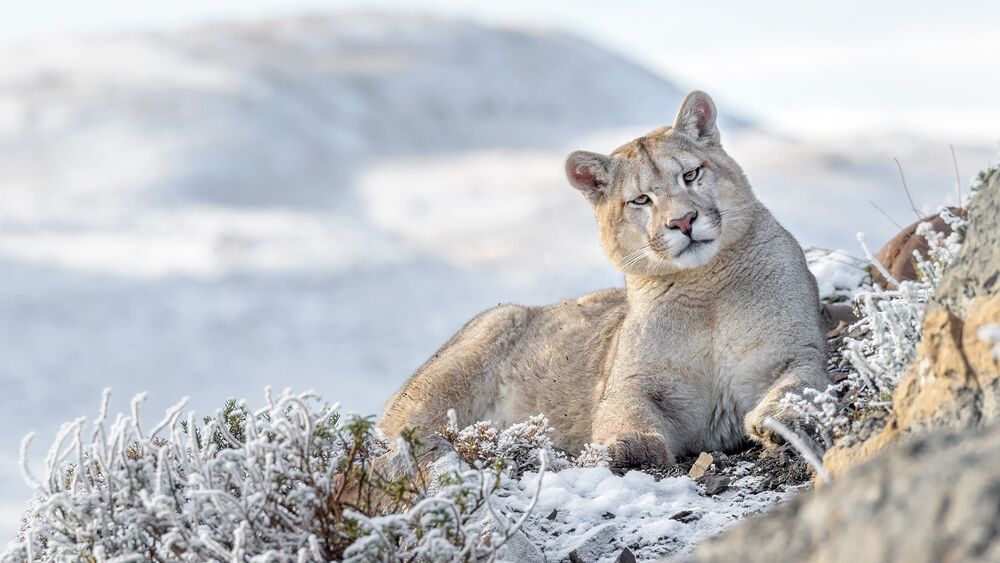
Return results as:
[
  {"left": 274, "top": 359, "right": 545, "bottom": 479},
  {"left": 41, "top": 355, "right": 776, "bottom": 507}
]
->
[{"left": 676, "top": 238, "right": 714, "bottom": 254}]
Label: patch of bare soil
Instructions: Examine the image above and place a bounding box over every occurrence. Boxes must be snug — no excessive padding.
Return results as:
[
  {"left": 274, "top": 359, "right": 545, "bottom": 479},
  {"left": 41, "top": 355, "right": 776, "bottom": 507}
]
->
[{"left": 640, "top": 443, "right": 812, "bottom": 494}]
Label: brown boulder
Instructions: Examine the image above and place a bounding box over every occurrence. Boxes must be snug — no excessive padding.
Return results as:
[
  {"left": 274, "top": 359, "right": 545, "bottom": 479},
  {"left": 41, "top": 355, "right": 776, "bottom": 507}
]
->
[{"left": 870, "top": 207, "right": 964, "bottom": 288}]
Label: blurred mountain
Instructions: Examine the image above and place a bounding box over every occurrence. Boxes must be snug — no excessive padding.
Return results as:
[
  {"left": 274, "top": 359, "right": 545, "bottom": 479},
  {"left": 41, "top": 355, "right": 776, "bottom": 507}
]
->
[{"left": 0, "top": 13, "right": 748, "bottom": 208}]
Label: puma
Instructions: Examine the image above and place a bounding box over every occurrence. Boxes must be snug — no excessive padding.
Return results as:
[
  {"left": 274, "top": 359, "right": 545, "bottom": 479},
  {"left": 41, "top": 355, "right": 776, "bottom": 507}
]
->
[{"left": 380, "top": 91, "right": 828, "bottom": 467}]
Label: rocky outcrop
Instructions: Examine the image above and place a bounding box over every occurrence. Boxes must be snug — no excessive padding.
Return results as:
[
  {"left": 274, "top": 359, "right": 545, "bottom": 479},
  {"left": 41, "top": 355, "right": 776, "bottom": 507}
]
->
[
  {"left": 679, "top": 170, "right": 1000, "bottom": 562},
  {"left": 684, "top": 422, "right": 1000, "bottom": 563}
]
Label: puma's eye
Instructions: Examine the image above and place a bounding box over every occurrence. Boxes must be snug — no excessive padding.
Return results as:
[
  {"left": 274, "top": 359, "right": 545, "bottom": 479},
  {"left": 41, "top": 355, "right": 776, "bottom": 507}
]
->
[
  {"left": 629, "top": 194, "right": 651, "bottom": 206},
  {"left": 682, "top": 167, "right": 701, "bottom": 183}
]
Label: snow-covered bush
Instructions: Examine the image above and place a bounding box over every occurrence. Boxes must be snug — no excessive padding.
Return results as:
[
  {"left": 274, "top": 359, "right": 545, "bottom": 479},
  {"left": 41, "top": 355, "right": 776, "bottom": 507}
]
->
[
  {"left": 440, "top": 413, "right": 622, "bottom": 473},
  {"left": 573, "top": 443, "right": 612, "bottom": 468},
  {"left": 784, "top": 185, "right": 978, "bottom": 448},
  {"left": 440, "top": 413, "right": 567, "bottom": 477},
  {"left": 3, "top": 389, "right": 542, "bottom": 562}
]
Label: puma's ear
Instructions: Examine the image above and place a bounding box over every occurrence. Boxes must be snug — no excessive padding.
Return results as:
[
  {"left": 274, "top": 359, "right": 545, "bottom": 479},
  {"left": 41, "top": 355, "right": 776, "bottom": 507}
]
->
[
  {"left": 673, "top": 90, "right": 720, "bottom": 145},
  {"left": 565, "top": 150, "right": 611, "bottom": 203}
]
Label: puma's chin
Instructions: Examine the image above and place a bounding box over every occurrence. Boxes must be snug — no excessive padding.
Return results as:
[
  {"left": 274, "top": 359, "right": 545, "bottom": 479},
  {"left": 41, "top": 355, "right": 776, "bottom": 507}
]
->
[{"left": 669, "top": 238, "right": 720, "bottom": 269}]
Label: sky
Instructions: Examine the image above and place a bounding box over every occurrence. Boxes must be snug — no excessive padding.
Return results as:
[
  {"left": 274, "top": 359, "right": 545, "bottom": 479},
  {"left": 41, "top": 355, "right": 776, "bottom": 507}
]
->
[{"left": 2, "top": 0, "right": 999, "bottom": 142}]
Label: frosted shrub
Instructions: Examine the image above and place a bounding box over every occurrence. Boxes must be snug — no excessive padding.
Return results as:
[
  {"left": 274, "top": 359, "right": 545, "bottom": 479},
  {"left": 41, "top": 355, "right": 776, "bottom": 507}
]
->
[
  {"left": 4, "top": 389, "right": 542, "bottom": 562},
  {"left": 441, "top": 414, "right": 621, "bottom": 473},
  {"left": 573, "top": 443, "right": 612, "bottom": 468},
  {"left": 783, "top": 205, "right": 968, "bottom": 448},
  {"left": 844, "top": 208, "right": 965, "bottom": 405},
  {"left": 843, "top": 279, "right": 932, "bottom": 404},
  {"left": 441, "top": 413, "right": 567, "bottom": 477},
  {"left": 343, "top": 456, "right": 546, "bottom": 563}
]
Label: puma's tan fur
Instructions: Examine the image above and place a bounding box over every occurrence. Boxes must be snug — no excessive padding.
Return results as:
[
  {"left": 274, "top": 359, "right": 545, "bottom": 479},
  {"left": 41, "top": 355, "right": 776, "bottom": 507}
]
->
[{"left": 380, "top": 91, "right": 828, "bottom": 466}]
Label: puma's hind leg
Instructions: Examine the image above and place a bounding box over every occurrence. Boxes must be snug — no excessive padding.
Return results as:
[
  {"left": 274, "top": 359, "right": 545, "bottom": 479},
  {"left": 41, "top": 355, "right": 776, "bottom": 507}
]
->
[{"left": 379, "top": 304, "right": 533, "bottom": 459}]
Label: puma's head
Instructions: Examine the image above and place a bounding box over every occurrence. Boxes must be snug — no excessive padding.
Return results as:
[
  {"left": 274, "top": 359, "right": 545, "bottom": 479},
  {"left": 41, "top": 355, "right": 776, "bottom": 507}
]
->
[{"left": 565, "top": 91, "right": 756, "bottom": 275}]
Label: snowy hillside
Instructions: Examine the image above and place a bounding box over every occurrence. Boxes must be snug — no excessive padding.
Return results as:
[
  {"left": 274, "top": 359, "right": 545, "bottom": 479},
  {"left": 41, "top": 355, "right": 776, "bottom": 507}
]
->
[
  {"left": 0, "top": 13, "right": 722, "bottom": 209},
  {"left": 0, "top": 12, "right": 994, "bottom": 544}
]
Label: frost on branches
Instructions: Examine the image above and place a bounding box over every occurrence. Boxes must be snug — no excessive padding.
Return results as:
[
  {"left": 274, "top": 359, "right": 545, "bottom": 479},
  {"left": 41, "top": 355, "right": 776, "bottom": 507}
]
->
[
  {"left": 439, "top": 412, "right": 617, "bottom": 474},
  {"left": 440, "top": 413, "right": 567, "bottom": 477},
  {"left": 3, "top": 389, "right": 545, "bottom": 562},
  {"left": 783, "top": 205, "right": 969, "bottom": 449}
]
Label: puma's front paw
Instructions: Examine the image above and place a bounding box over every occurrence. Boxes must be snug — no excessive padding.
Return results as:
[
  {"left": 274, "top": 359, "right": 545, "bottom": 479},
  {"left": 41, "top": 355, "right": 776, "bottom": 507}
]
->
[
  {"left": 604, "top": 432, "right": 674, "bottom": 468},
  {"left": 745, "top": 401, "right": 805, "bottom": 449}
]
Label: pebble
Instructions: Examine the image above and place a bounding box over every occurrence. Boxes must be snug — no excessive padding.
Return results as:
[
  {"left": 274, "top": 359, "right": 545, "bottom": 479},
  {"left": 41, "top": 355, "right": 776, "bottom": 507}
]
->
[
  {"left": 703, "top": 475, "right": 731, "bottom": 495},
  {"left": 670, "top": 509, "right": 701, "bottom": 523},
  {"left": 615, "top": 547, "right": 637, "bottom": 563},
  {"left": 688, "top": 452, "right": 714, "bottom": 479}
]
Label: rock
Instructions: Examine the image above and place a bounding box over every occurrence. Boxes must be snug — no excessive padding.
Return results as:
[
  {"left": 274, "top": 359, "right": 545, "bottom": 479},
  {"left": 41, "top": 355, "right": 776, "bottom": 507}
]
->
[
  {"left": 934, "top": 189, "right": 999, "bottom": 320},
  {"left": 495, "top": 527, "right": 546, "bottom": 562},
  {"left": 681, "top": 422, "right": 1000, "bottom": 563},
  {"left": 568, "top": 549, "right": 584, "bottom": 563},
  {"left": 870, "top": 207, "right": 963, "bottom": 288},
  {"left": 825, "top": 172, "right": 1000, "bottom": 476},
  {"left": 616, "top": 547, "right": 637, "bottom": 563},
  {"left": 701, "top": 475, "right": 729, "bottom": 495},
  {"left": 546, "top": 509, "right": 558, "bottom": 521},
  {"left": 566, "top": 523, "right": 619, "bottom": 563},
  {"left": 688, "top": 452, "right": 713, "bottom": 479},
  {"left": 670, "top": 509, "right": 700, "bottom": 523},
  {"left": 602, "top": 511, "right": 616, "bottom": 520},
  {"left": 711, "top": 451, "right": 729, "bottom": 469}
]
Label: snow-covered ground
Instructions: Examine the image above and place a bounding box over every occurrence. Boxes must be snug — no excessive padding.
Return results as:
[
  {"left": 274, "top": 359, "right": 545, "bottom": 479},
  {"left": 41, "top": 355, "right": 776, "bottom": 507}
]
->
[
  {"left": 504, "top": 465, "right": 791, "bottom": 561},
  {"left": 0, "top": 12, "right": 995, "bottom": 544}
]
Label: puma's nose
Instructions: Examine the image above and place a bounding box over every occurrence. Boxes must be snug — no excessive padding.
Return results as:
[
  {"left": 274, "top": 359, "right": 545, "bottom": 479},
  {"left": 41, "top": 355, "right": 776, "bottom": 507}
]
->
[{"left": 667, "top": 211, "right": 698, "bottom": 237}]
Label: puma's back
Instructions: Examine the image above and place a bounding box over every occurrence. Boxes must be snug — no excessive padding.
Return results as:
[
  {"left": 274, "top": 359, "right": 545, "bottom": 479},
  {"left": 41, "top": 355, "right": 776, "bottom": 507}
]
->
[{"left": 380, "top": 288, "right": 627, "bottom": 452}]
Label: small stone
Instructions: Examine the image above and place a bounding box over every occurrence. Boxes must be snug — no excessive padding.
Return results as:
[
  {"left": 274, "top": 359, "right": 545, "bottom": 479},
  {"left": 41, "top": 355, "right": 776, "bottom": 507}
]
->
[
  {"left": 546, "top": 509, "right": 558, "bottom": 521},
  {"left": 615, "top": 547, "right": 637, "bottom": 563},
  {"left": 568, "top": 549, "right": 584, "bottom": 563},
  {"left": 712, "top": 451, "right": 729, "bottom": 469},
  {"left": 601, "top": 511, "right": 616, "bottom": 520},
  {"left": 703, "top": 474, "right": 731, "bottom": 495},
  {"left": 670, "top": 509, "right": 701, "bottom": 523},
  {"left": 688, "top": 451, "right": 714, "bottom": 479},
  {"left": 670, "top": 509, "right": 692, "bottom": 520},
  {"left": 825, "top": 320, "right": 848, "bottom": 339}
]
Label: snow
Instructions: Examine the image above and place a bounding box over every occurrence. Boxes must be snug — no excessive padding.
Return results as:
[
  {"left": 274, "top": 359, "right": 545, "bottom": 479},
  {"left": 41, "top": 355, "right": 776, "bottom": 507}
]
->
[
  {"left": 979, "top": 324, "right": 1000, "bottom": 360},
  {"left": 426, "top": 416, "right": 793, "bottom": 562},
  {"left": 0, "top": 11, "right": 995, "bottom": 544},
  {"left": 805, "top": 248, "right": 869, "bottom": 300},
  {"left": 498, "top": 465, "right": 790, "bottom": 562}
]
